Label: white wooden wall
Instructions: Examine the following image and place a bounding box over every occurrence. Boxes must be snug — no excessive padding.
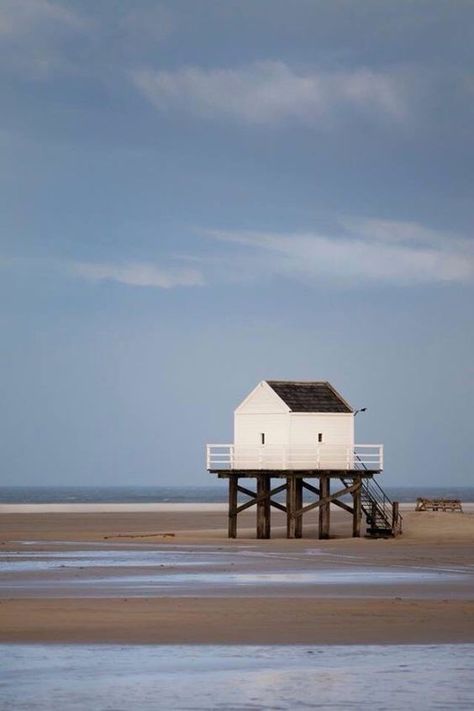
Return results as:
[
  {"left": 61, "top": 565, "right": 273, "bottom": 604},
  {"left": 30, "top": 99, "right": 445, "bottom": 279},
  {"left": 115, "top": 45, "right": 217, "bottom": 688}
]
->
[
  {"left": 232, "top": 381, "right": 355, "bottom": 469},
  {"left": 289, "top": 413, "right": 354, "bottom": 447},
  {"left": 235, "top": 381, "right": 289, "bottom": 415},
  {"left": 234, "top": 413, "right": 290, "bottom": 446}
]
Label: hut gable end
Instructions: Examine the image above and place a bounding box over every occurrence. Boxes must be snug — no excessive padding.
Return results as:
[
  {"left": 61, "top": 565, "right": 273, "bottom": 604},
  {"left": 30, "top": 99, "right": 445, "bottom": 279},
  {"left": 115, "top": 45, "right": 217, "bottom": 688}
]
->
[
  {"left": 266, "top": 381, "right": 353, "bottom": 413},
  {"left": 235, "top": 381, "right": 289, "bottom": 414}
]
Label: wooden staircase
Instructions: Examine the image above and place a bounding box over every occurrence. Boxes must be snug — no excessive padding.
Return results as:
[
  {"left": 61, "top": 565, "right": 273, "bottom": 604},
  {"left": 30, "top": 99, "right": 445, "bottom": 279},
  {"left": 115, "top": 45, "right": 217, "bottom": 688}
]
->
[{"left": 341, "top": 476, "right": 402, "bottom": 537}]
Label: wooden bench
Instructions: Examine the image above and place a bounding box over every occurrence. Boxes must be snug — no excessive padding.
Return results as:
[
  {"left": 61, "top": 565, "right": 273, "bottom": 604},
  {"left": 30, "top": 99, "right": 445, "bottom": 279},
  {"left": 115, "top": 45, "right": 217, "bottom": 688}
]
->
[{"left": 415, "top": 497, "right": 463, "bottom": 513}]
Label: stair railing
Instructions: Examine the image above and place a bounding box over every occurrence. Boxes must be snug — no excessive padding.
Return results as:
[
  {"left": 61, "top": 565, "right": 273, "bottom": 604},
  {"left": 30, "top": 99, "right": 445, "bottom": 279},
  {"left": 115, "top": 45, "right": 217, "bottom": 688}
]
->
[{"left": 350, "top": 453, "right": 403, "bottom": 534}]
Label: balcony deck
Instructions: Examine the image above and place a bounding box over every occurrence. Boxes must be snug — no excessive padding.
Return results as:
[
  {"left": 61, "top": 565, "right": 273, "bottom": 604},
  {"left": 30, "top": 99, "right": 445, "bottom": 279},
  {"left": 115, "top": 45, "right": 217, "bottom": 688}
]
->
[
  {"left": 206, "top": 444, "right": 383, "bottom": 475},
  {"left": 204, "top": 443, "right": 400, "bottom": 540}
]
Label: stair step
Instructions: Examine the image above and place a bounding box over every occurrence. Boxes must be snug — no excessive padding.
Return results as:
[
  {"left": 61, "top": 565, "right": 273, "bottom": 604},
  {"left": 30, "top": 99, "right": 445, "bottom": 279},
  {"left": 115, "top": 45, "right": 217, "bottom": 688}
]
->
[{"left": 339, "top": 476, "right": 402, "bottom": 537}]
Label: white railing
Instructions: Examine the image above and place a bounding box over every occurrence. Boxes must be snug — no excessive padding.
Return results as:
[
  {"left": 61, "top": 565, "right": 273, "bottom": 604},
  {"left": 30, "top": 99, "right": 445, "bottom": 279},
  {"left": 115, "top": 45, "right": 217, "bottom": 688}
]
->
[{"left": 206, "top": 444, "right": 383, "bottom": 471}]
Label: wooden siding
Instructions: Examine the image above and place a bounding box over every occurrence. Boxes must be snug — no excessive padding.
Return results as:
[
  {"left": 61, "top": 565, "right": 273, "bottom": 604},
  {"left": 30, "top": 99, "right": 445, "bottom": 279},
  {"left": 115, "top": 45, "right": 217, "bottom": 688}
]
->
[
  {"left": 288, "top": 413, "right": 354, "bottom": 469},
  {"left": 234, "top": 410, "right": 289, "bottom": 469},
  {"left": 289, "top": 413, "right": 354, "bottom": 447},
  {"left": 234, "top": 381, "right": 288, "bottom": 415},
  {"left": 234, "top": 413, "right": 289, "bottom": 446}
]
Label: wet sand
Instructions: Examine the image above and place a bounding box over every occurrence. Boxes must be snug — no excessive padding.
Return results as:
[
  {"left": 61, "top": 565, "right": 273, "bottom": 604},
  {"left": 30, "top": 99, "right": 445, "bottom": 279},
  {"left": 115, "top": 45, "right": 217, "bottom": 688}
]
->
[{"left": 1, "top": 507, "right": 473, "bottom": 644}]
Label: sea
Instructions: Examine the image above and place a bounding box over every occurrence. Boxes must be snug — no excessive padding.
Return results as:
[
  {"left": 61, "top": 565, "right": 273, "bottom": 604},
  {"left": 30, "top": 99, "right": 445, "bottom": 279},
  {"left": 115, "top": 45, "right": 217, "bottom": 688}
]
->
[
  {"left": 1, "top": 644, "right": 473, "bottom": 710},
  {"left": 1, "top": 485, "right": 473, "bottom": 504}
]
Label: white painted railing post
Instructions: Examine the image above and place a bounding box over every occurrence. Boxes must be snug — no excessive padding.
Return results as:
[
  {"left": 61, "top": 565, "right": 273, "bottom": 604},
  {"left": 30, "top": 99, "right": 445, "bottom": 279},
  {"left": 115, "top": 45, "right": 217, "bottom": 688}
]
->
[{"left": 205, "top": 443, "right": 384, "bottom": 471}]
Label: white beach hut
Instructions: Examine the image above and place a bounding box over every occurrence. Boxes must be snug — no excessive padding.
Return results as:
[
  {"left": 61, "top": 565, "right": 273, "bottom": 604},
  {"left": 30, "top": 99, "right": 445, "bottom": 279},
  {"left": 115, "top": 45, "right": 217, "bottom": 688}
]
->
[
  {"left": 207, "top": 380, "right": 382, "bottom": 471},
  {"left": 206, "top": 380, "right": 399, "bottom": 540}
]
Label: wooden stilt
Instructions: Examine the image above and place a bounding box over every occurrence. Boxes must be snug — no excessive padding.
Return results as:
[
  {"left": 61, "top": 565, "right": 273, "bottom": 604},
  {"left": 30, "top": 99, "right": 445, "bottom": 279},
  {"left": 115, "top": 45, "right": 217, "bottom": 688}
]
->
[
  {"left": 295, "top": 477, "right": 303, "bottom": 538},
  {"left": 256, "top": 475, "right": 271, "bottom": 539},
  {"left": 352, "top": 478, "right": 362, "bottom": 538},
  {"left": 318, "top": 476, "right": 330, "bottom": 539},
  {"left": 286, "top": 475, "right": 297, "bottom": 539},
  {"left": 228, "top": 476, "right": 238, "bottom": 539},
  {"left": 392, "top": 501, "right": 400, "bottom": 535}
]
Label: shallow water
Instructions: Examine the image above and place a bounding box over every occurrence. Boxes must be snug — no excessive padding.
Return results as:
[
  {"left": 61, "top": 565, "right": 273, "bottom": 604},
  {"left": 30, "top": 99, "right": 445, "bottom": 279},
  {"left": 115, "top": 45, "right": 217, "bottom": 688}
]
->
[
  {"left": 1, "top": 644, "right": 473, "bottom": 710},
  {"left": 1, "top": 546, "right": 472, "bottom": 599}
]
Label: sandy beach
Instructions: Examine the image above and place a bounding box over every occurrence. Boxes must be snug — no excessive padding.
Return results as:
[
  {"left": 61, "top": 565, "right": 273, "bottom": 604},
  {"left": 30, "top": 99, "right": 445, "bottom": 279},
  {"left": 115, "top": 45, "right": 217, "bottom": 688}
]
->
[{"left": 1, "top": 505, "right": 473, "bottom": 645}]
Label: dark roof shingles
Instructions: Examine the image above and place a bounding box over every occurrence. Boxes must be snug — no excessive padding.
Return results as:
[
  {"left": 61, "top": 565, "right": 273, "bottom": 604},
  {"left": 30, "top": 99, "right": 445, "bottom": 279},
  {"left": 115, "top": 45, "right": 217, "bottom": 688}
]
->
[{"left": 266, "top": 381, "right": 352, "bottom": 413}]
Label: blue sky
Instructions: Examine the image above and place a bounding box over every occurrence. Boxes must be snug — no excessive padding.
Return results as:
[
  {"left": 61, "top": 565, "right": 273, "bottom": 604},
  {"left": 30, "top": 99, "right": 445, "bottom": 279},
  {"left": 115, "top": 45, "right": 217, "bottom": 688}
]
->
[{"left": 1, "top": 0, "right": 473, "bottom": 487}]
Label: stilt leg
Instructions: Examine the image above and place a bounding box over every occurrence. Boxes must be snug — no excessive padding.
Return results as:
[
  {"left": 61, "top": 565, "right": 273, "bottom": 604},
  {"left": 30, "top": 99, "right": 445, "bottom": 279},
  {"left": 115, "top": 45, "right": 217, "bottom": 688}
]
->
[
  {"left": 286, "top": 476, "right": 297, "bottom": 539},
  {"left": 392, "top": 501, "right": 400, "bottom": 535},
  {"left": 318, "top": 476, "right": 330, "bottom": 539},
  {"left": 257, "top": 475, "right": 271, "bottom": 539},
  {"left": 228, "top": 477, "right": 238, "bottom": 539},
  {"left": 352, "top": 479, "right": 362, "bottom": 537},
  {"left": 295, "top": 477, "right": 303, "bottom": 538}
]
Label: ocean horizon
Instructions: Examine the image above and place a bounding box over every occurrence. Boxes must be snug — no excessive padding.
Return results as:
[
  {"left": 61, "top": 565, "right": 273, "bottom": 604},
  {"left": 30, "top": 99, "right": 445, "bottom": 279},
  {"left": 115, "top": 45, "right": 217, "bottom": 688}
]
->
[{"left": 1, "top": 485, "right": 473, "bottom": 504}]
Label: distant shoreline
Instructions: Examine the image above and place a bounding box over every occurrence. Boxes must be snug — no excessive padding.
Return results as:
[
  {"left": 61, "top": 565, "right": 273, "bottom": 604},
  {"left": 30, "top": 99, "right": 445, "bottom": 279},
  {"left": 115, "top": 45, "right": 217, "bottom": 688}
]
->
[
  {"left": 0, "top": 503, "right": 228, "bottom": 514},
  {"left": 1, "top": 502, "right": 473, "bottom": 514}
]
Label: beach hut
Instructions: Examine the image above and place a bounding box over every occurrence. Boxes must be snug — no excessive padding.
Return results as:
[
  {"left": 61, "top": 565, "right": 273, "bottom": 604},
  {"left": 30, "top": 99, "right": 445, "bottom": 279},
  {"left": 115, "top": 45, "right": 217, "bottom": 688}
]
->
[{"left": 207, "top": 380, "right": 401, "bottom": 540}]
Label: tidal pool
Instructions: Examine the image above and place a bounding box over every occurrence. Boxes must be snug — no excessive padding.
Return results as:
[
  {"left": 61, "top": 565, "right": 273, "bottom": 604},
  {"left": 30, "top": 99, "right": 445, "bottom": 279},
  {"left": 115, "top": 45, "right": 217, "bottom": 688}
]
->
[{"left": 1, "top": 546, "right": 471, "bottom": 598}]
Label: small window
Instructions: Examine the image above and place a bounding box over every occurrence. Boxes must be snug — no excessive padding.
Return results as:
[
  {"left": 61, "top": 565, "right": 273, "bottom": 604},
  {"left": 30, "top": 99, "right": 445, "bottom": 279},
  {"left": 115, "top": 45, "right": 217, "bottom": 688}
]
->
[
  {"left": 260, "top": 433, "right": 265, "bottom": 445},
  {"left": 318, "top": 433, "right": 323, "bottom": 443}
]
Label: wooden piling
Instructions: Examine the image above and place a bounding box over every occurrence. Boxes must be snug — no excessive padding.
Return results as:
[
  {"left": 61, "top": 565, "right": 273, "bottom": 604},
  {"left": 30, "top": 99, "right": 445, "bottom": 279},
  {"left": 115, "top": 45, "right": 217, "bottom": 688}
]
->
[
  {"left": 295, "top": 477, "right": 303, "bottom": 538},
  {"left": 392, "top": 501, "right": 400, "bottom": 534},
  {"left": 256, "top": 475, "right": 271, "bottom": 539},
  {"left": 286, "top": 476, "right": 296, "bottom": 539},
  {"left": 318, "top": 476, "right": 330, "bottom": 539},
  {"left": 228, "top": 476, "right": 238, "bottom": 539}
]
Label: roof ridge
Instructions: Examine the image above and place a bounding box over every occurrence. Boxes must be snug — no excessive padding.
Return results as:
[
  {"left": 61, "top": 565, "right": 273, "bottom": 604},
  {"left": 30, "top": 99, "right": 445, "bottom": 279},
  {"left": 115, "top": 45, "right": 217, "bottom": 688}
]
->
[
  {"left": 266, "top": 380, "right": 329, "bottom": 385},
  {"left": 265, "top": 381, "right": 352, "bottom": 413}
]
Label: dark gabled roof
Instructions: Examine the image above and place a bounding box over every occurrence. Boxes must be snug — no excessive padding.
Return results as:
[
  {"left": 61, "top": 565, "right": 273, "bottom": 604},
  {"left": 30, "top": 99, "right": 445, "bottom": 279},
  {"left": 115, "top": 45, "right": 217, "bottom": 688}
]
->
[{"left": 266, "top": 381, "right": 352, "bottom": 413}]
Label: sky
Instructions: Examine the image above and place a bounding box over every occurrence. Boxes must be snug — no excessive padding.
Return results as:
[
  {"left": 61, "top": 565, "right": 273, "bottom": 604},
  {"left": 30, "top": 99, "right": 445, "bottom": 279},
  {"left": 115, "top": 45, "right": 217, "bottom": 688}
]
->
[{"left": 1, "top": 0, "right": 473, "bottom": 488}]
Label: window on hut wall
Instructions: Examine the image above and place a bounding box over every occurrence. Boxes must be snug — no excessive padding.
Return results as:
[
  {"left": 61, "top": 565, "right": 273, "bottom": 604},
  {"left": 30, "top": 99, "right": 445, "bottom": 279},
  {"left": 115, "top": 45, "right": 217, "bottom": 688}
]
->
[
  {"left": 260, "top": 433, "right": 265, "bottom": 445},
  {"left": 318, "top": 433, "right": 323, "bottom": 443}
]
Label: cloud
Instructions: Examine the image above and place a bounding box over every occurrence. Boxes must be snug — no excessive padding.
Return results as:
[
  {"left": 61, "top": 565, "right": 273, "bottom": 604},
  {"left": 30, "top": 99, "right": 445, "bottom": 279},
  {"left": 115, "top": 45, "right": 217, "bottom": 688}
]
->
[
  {"left": 131, "top": 61, "right": 408, "bottom": 126},
  {"left": 0, "top": 0, "right": 86, "bottom": 36},
  {"left": 3, "top": 219, "right": 471, "bottom": 290},
  {"left": 0, "top": 0, "right": 89, "bottom": 79},
  {"left": 73, "top": 261, "right": 205, "bottom": 289},
  {"left": 203, "top": 220, "right": 474, "bottom": 286}
]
